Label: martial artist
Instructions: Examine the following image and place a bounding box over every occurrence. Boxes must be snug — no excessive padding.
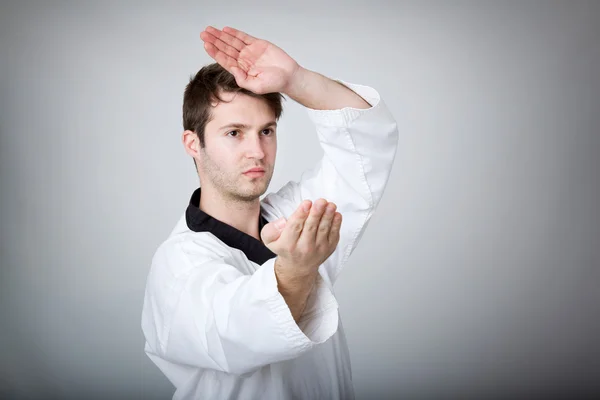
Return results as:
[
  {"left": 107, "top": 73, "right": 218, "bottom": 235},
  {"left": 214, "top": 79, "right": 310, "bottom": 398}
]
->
[{"left": 142, "top": 26, "right": 399, "bottom": 399}]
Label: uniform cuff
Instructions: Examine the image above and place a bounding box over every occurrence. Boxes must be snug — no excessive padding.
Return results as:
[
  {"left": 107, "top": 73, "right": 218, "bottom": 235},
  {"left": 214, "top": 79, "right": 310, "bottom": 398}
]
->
[
  {"left": 306, "top": 80, "right": 382, "bottom": 127},
  {"left": 260, "top": 258, "right": 339, "bottom": 346}
]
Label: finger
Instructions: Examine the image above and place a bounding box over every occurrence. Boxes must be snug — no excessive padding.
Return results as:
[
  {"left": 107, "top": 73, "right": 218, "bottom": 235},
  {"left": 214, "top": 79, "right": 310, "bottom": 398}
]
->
[
  {"left": 316, "top": 202, "right": 336, "bottom": 244},
  {"left": 328, "top": 212, "right": 342, "bottom": 245},
  {"left": 203, "top": 42, "right": 237, "bottom": 72},
  {"left": 260, "top": 218, "right": 286, "bottom": 246},
  {"left": 201, "top": 29, "right": 240, "bottom": 59},
  {"left": 205, "top": 26, "right": 246, "bottom": 52},
  {"left": 298, "top": 198, "right": 327, "bottom": 245},
  {"left": 222, "top": 26, "right": 257, "bottom": 45},
  {"left": 280, "top": 200, "right": 312, "bottom": 244}
]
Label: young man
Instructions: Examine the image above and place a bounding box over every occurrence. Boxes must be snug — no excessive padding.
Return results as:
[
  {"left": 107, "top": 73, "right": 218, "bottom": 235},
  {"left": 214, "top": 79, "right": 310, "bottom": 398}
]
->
[{"left": 141, "top": 26, "right": 399, "bottom": 399}]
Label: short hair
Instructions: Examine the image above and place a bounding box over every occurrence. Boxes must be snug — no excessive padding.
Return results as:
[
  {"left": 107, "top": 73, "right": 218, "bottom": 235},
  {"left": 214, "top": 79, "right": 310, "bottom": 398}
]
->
[{"left": 183, "top": 62, "right": 285, "bottom": 149}]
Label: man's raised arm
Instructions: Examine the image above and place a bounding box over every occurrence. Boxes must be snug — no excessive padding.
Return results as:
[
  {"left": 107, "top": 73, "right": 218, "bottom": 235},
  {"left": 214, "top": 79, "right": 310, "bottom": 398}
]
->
[{"left": 283, "top": 67, "right": 372, "bottom": 110}]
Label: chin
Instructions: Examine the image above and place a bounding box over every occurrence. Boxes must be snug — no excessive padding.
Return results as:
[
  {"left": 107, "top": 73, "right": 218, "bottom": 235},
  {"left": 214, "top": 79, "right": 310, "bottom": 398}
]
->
[
  {"left": 231, "top": 186, "right": 267, "bottom": 202},
  {"left": 229, "top": 176, "right": 271, "bottom": 200}
]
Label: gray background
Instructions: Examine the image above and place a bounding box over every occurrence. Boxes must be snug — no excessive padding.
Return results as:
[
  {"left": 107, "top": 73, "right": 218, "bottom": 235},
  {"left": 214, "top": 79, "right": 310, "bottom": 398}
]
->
[{"left": 1, "top": 0, "right": 598, "bottom": 399}]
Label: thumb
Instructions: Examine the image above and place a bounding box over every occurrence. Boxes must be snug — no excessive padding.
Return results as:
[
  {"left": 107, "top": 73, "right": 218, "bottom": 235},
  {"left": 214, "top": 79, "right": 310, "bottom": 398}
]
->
[
  {"left": 230, "top": 66, "right": 247, "bottom": 85},
  {"left": 260, "top": 217, "right": 286, "bottom": 246}
]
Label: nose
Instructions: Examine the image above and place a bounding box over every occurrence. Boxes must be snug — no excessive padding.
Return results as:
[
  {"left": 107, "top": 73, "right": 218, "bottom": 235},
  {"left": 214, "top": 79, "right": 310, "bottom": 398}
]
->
[{"left": 244, "top": 133, "right": 265, "bottom": 159}]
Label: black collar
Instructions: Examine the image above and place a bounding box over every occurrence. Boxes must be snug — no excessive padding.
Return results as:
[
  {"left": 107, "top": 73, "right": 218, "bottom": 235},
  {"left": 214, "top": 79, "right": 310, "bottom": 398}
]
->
[{"left": 185, "top": 188, "right": 276, "bottom": 265}]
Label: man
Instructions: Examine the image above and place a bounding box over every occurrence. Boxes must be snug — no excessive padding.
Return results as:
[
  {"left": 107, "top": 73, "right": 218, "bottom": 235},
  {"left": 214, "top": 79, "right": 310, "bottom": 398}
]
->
[{"left": 141, "top": 26, "right": 399, "bottom": 399}]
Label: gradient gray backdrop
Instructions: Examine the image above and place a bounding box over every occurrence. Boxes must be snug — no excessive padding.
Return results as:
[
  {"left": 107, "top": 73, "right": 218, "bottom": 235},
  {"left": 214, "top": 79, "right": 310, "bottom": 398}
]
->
[{"left": 1, "top": 1, "right": 598, "bottom": 399}]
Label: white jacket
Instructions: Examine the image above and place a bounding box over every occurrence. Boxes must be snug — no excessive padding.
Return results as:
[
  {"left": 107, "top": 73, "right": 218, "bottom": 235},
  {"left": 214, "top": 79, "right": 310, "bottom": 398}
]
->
[{"left": 141, "top": 80, "right": 399, "bottom": 399}]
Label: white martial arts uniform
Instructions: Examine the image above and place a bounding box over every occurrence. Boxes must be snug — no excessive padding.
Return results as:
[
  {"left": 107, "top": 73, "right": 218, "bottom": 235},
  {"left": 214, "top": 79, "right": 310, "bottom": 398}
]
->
[{"left": 141, "top": 80, "right": 399, "bottom": 399}]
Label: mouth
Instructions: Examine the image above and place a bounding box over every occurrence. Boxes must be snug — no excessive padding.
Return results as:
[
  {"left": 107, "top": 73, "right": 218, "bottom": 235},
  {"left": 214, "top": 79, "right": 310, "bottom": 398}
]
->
[{"left": 243, "top": 168, "right": 266, "bottom": 177}]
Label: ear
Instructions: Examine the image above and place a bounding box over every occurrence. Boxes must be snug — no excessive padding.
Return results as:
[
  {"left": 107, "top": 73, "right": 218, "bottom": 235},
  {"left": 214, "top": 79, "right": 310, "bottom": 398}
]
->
[{"left": 182, "top": 130, "right": 201, "bottom": 160}]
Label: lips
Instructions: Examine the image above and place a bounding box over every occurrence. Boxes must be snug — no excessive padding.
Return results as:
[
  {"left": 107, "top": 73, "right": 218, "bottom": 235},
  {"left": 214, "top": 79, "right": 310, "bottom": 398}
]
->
[
  {"left": 243, "top": 167, "right": 266, "bottom": 179},
  {"left": 244, "top": 168, "right": 265, "bottom": 173}
]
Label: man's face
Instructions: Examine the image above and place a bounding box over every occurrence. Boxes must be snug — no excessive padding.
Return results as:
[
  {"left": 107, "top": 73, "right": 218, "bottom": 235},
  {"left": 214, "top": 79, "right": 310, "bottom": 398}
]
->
[{"left": 198, "top": 91, "right": 277, "bottom": 202}]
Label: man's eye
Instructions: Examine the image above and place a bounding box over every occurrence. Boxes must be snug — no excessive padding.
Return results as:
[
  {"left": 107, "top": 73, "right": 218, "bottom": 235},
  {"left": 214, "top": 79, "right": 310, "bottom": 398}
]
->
[
  {"left": 262, "top": 129, "right": 273, "bottom": 135},
  {"left": 227, "top": 130, "right": 239, "bottom": 137}
]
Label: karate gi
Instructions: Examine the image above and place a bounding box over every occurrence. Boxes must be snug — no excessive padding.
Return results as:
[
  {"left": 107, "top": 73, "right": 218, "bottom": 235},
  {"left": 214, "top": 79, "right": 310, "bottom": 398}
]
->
[{"left": 141, "top": 80, "right": 399, "bottom": 399}]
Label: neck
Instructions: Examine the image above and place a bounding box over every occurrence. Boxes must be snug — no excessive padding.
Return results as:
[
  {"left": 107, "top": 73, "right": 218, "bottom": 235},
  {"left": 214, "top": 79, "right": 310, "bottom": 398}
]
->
[{"left": 199, "top": 184, "right": 262, "bottom": 241}]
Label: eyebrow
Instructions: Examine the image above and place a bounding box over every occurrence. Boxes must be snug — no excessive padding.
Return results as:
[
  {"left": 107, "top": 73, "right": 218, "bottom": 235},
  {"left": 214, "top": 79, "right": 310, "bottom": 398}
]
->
[{"left": 218, "top": 121, "right": 277, "bottom": 131}]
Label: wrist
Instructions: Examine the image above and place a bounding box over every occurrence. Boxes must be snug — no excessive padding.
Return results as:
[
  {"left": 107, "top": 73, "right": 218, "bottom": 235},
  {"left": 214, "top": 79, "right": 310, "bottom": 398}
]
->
[
  {"left": 282, "top": 65, "right": 310, "bottom": 98},
  {"left": 275, "top": 256, "right": 318, "bottom": 282}
]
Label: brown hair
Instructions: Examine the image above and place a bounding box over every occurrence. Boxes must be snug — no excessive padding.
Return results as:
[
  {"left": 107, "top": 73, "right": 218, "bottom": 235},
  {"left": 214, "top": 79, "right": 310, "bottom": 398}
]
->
[{"left": 183, "top": 63, "right": 285, "bottom": 150}]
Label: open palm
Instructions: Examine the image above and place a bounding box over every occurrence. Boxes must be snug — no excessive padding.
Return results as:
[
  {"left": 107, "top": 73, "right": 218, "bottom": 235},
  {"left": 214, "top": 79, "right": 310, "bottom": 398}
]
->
[{"left": 200, "top": 26, "right": 300, "bottom": 94}]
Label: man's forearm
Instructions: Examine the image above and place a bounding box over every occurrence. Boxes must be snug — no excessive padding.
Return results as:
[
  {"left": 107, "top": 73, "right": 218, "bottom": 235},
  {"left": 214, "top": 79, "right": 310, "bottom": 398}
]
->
[
  {"left": 274, "top": 257, "right": 318, "bottom": 323},
  {"left": 283, "top": 67, "right": 371, "bottom": 111}
]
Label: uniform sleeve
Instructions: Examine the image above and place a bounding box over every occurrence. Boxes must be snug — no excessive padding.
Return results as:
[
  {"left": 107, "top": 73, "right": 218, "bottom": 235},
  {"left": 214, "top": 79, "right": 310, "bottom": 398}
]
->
[
  {"left": 261, "top": 80, "right": 399, "bottom": 286},
  {"left": 141, "top": 235, "right": 339, "bottom": 378}
]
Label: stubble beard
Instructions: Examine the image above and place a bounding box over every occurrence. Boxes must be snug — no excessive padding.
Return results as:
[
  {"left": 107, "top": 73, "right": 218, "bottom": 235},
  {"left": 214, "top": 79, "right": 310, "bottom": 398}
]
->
[{"left": 200, "top": 151, "right": 273, "bottom": 203}]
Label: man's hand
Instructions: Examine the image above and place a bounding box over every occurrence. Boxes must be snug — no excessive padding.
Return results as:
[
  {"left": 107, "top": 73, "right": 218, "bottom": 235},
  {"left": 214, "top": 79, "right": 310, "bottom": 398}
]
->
[
  {"left": 200, "top": 26, "right": 301, "bottom": 95},
  {"left": 262, "top": 199, "right": 342, "bottom": 277},
  {"left": 261, "top": 198, "right": 342, "bottom": 322}
]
